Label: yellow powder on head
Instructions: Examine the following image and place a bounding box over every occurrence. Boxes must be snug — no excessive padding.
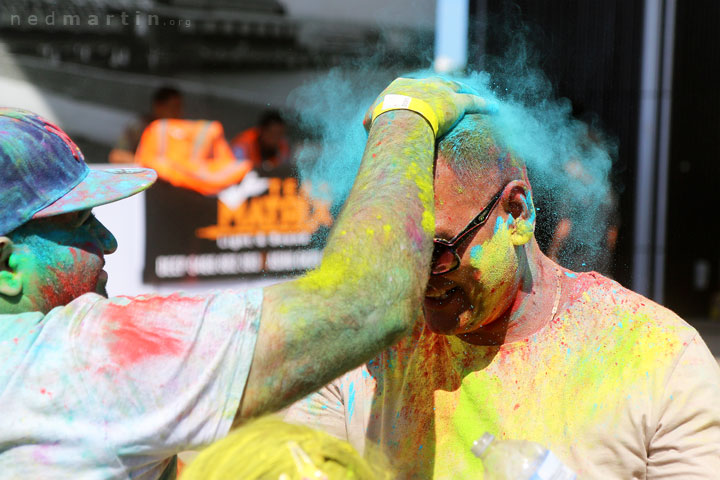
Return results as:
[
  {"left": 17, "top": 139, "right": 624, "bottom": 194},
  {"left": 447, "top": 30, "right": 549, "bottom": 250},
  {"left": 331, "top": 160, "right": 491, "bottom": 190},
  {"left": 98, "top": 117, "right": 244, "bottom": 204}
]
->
[{"left": 181, "top": 416, "right": 392, "bottom": 480}]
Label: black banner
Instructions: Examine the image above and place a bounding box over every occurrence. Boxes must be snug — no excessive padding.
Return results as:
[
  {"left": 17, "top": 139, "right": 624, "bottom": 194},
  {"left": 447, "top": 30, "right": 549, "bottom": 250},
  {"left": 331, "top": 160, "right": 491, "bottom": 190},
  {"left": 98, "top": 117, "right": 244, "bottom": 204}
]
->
[{"left": 143, "top": 169, "right": 332, "bottom": 283}]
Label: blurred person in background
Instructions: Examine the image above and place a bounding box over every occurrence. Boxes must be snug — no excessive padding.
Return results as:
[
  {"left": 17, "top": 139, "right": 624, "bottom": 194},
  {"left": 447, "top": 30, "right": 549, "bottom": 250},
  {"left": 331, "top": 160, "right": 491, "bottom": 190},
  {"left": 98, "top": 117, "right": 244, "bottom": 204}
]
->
[
  {"left": 108, "top": 85, "right": 183, "bottom": 164},
  {"left": 231, "top": 109, "right": 290, "bottom": 172},
  {"left": 180, "top": 416, "right": 392, "bottom": 480}
]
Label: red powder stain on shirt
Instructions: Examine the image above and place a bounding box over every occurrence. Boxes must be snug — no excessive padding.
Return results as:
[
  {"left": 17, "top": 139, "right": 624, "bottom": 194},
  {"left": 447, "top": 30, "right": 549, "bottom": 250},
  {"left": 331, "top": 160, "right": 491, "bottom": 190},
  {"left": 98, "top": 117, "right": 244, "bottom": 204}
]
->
[
  {"left": 103, "top": 296, "right": 195, "bottom": 367},
  {"left": 107, "top": 319, "right": 184, "bottom": 367},
  {"left": 513, "top": 403, "right": 520, "bottom": 411}
]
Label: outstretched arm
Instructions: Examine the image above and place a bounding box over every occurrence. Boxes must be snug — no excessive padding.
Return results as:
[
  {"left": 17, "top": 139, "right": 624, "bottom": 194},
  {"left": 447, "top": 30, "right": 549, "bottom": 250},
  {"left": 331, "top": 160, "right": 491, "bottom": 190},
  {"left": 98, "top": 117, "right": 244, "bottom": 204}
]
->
[{"left": 238, "top": 78, "right": 491, "bottom": 420}]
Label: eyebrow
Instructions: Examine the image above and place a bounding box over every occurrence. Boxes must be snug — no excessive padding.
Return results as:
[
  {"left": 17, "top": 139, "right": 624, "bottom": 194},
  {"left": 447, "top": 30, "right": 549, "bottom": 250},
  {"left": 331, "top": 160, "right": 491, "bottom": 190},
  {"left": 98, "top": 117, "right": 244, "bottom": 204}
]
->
[
  {"left": 434, "top": 208, "right": 483, "bottom": 242},
  {"left": 434, "top": 186, "right": 506, "bottom": 243}
]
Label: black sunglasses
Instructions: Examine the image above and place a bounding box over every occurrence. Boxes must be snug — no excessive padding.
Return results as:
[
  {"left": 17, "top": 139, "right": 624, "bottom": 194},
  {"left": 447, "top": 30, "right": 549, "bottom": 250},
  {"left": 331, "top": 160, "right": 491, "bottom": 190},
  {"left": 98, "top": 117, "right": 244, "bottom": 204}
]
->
[{"left": 431, "top": 184, "right": 507, "bottom": 275}]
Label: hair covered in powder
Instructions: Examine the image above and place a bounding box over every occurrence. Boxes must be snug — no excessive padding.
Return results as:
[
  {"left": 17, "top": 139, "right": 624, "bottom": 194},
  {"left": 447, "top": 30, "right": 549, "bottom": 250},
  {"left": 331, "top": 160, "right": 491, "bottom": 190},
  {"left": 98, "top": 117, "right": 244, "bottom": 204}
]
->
[
  {"left": 436, "top": 114, "right": 530, "bottom": 189},
  {"left": 292, "top": 64, "right": 615, "bottom": 268}
]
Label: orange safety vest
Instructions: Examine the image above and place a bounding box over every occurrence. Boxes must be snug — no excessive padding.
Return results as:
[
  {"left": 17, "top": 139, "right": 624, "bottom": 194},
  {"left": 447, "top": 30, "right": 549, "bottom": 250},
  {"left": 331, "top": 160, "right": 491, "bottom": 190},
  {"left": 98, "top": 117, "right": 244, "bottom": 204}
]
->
[{"left": 135, "top": 119, "right": 251, "bottom": 196}]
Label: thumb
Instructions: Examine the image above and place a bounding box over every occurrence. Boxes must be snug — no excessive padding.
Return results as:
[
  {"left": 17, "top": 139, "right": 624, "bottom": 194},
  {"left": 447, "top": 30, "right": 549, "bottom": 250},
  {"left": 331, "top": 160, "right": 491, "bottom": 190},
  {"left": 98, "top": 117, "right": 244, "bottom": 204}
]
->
[{"left": 457, "top": 94, "right": 498, "bottom": 115}]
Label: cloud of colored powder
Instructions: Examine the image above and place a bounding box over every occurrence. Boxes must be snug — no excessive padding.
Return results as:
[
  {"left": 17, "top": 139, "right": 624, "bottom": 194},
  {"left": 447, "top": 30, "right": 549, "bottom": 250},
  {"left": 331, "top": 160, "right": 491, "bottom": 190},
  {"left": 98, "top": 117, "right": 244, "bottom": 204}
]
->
[{"left": 289, "top": 38, "right": 615, "bottom": 270}]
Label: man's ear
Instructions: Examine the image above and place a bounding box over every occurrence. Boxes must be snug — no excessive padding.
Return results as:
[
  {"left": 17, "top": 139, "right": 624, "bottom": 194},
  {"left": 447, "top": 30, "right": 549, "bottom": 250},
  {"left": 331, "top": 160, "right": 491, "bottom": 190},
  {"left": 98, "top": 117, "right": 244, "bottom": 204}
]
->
[
  {"left": 0, "top": 237, "right": 22, "bottom": 297},
  {"left": 501, "top": 181, "right": 535, "bottom": 246}
]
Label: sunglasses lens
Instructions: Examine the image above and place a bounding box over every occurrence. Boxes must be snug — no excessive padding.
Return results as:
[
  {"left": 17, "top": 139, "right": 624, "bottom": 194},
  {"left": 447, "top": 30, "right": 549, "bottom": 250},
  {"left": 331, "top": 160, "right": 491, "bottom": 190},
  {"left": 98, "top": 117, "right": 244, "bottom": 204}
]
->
[{"left": 431, "top": 245, "right": 457, "bottom": 275}]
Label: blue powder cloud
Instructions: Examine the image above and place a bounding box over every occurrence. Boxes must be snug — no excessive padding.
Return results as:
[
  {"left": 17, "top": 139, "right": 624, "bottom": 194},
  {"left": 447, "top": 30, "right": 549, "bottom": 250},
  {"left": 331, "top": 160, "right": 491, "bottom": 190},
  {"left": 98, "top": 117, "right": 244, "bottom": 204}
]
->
[{"left": 290, "top": 60, "right": 615, "bottom": 270}]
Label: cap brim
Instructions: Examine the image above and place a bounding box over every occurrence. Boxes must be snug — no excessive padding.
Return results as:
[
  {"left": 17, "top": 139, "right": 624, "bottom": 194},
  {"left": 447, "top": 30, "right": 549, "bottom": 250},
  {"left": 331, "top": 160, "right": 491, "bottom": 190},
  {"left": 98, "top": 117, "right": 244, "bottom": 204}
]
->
[{"left": 33, "top": 167, "right": 157, "bottom": 219}]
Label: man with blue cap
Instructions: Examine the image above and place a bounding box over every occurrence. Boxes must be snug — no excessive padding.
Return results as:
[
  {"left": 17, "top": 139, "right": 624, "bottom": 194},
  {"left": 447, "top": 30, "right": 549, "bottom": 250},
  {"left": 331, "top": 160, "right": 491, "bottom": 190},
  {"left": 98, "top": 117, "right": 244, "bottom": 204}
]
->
[{"left": 0, "top": 76, "right": 491, "bottom": 478}]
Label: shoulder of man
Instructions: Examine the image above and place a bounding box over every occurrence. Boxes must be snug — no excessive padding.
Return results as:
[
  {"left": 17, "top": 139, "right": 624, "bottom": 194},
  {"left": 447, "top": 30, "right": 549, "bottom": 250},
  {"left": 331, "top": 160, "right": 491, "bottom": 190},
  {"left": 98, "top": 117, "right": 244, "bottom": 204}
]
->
[
  {"left": 560, "top": 271, "right": 704, "bottom": 381},
  {"left": 569, "top": 271, "right": 695, "bottom": 333}
]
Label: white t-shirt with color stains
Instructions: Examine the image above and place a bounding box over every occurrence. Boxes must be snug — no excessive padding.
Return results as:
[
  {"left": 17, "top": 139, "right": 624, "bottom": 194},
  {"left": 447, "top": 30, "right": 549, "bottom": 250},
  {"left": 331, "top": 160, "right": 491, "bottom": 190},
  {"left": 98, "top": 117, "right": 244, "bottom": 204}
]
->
[
  {"left": 284, "top": 272, "right": 720, "bottom": 479},
  {"left": 0, "top": 288, "right": 262, "bottom": 479}
]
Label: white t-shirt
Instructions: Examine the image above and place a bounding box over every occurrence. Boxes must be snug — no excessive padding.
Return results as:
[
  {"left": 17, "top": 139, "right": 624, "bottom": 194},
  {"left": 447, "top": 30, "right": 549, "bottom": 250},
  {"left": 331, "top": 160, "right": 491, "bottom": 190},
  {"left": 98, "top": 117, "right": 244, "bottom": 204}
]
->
[
  {"left": 0, "top": 288, "right": 263, "bottom": 479},
  {"left": 285, "top": 272, "right": 720, "bottom": 479}
]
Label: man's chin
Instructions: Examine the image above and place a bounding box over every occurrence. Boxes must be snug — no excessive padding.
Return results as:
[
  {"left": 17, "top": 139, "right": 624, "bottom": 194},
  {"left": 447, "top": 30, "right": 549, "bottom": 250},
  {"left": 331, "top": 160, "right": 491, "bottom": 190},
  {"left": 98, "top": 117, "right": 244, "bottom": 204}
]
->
[
  {"left": 424, "top": 314, "right": 459, "bottom": 334},
  {"left": 423, "top": 308, "right": 486, "bottom": 335}
]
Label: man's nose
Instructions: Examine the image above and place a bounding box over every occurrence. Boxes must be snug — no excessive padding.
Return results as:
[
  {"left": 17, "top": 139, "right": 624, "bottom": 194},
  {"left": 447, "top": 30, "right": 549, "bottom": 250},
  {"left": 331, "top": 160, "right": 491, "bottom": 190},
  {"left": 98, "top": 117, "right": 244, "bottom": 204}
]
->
[{"left": 90, "top": 217, "right": 118, "bottom": 254}]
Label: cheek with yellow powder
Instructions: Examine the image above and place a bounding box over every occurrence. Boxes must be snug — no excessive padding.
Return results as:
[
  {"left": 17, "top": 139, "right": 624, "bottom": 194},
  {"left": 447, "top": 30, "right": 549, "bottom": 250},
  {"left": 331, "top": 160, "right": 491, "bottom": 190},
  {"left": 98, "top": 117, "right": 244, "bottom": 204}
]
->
[{"left": 467, "top": 217, "right": 516, "bottom": 322}]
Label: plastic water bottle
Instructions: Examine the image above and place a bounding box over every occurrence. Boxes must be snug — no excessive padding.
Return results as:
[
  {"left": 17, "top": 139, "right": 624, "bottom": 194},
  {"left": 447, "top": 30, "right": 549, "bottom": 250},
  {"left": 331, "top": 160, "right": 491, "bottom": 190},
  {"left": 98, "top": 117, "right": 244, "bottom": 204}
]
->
[{"left": 471, "top": 433, "right": 576, "bottom": 480}]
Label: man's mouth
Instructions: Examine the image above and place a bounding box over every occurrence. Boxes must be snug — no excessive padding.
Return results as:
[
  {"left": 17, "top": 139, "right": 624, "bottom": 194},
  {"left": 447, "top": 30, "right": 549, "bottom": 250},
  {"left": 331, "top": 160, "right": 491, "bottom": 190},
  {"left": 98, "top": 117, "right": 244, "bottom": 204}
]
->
[
  {"left": 422, "top": 282, "right": 471, "bottom": 333},
  {"left": 423, "top": 280, "right": 464, "bottom": 312},
  {"left": 424, "top": 285, "right": 459, "bottom": 301}
]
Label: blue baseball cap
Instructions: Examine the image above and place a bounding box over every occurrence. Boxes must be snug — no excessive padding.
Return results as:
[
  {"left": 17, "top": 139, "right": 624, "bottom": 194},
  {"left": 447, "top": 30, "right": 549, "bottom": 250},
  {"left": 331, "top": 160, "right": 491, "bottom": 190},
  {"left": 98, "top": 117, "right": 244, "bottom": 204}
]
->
[{"left": 0, "top": 108, "right": 157, "bottom": 236}]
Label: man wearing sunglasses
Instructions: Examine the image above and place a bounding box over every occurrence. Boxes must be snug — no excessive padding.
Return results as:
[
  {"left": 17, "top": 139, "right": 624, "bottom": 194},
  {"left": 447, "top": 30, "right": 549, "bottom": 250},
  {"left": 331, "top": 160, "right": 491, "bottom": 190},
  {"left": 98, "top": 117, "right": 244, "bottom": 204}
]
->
[{"left": 286, "top": 85, "right": 720, "bottom": 478}]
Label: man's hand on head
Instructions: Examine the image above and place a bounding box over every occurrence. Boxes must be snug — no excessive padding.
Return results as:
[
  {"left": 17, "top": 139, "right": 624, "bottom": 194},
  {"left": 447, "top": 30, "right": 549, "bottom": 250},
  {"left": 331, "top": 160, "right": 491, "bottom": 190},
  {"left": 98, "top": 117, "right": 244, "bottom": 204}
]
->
[{"left": 363, "top": 77, "right": 495, "bottom": 139}]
